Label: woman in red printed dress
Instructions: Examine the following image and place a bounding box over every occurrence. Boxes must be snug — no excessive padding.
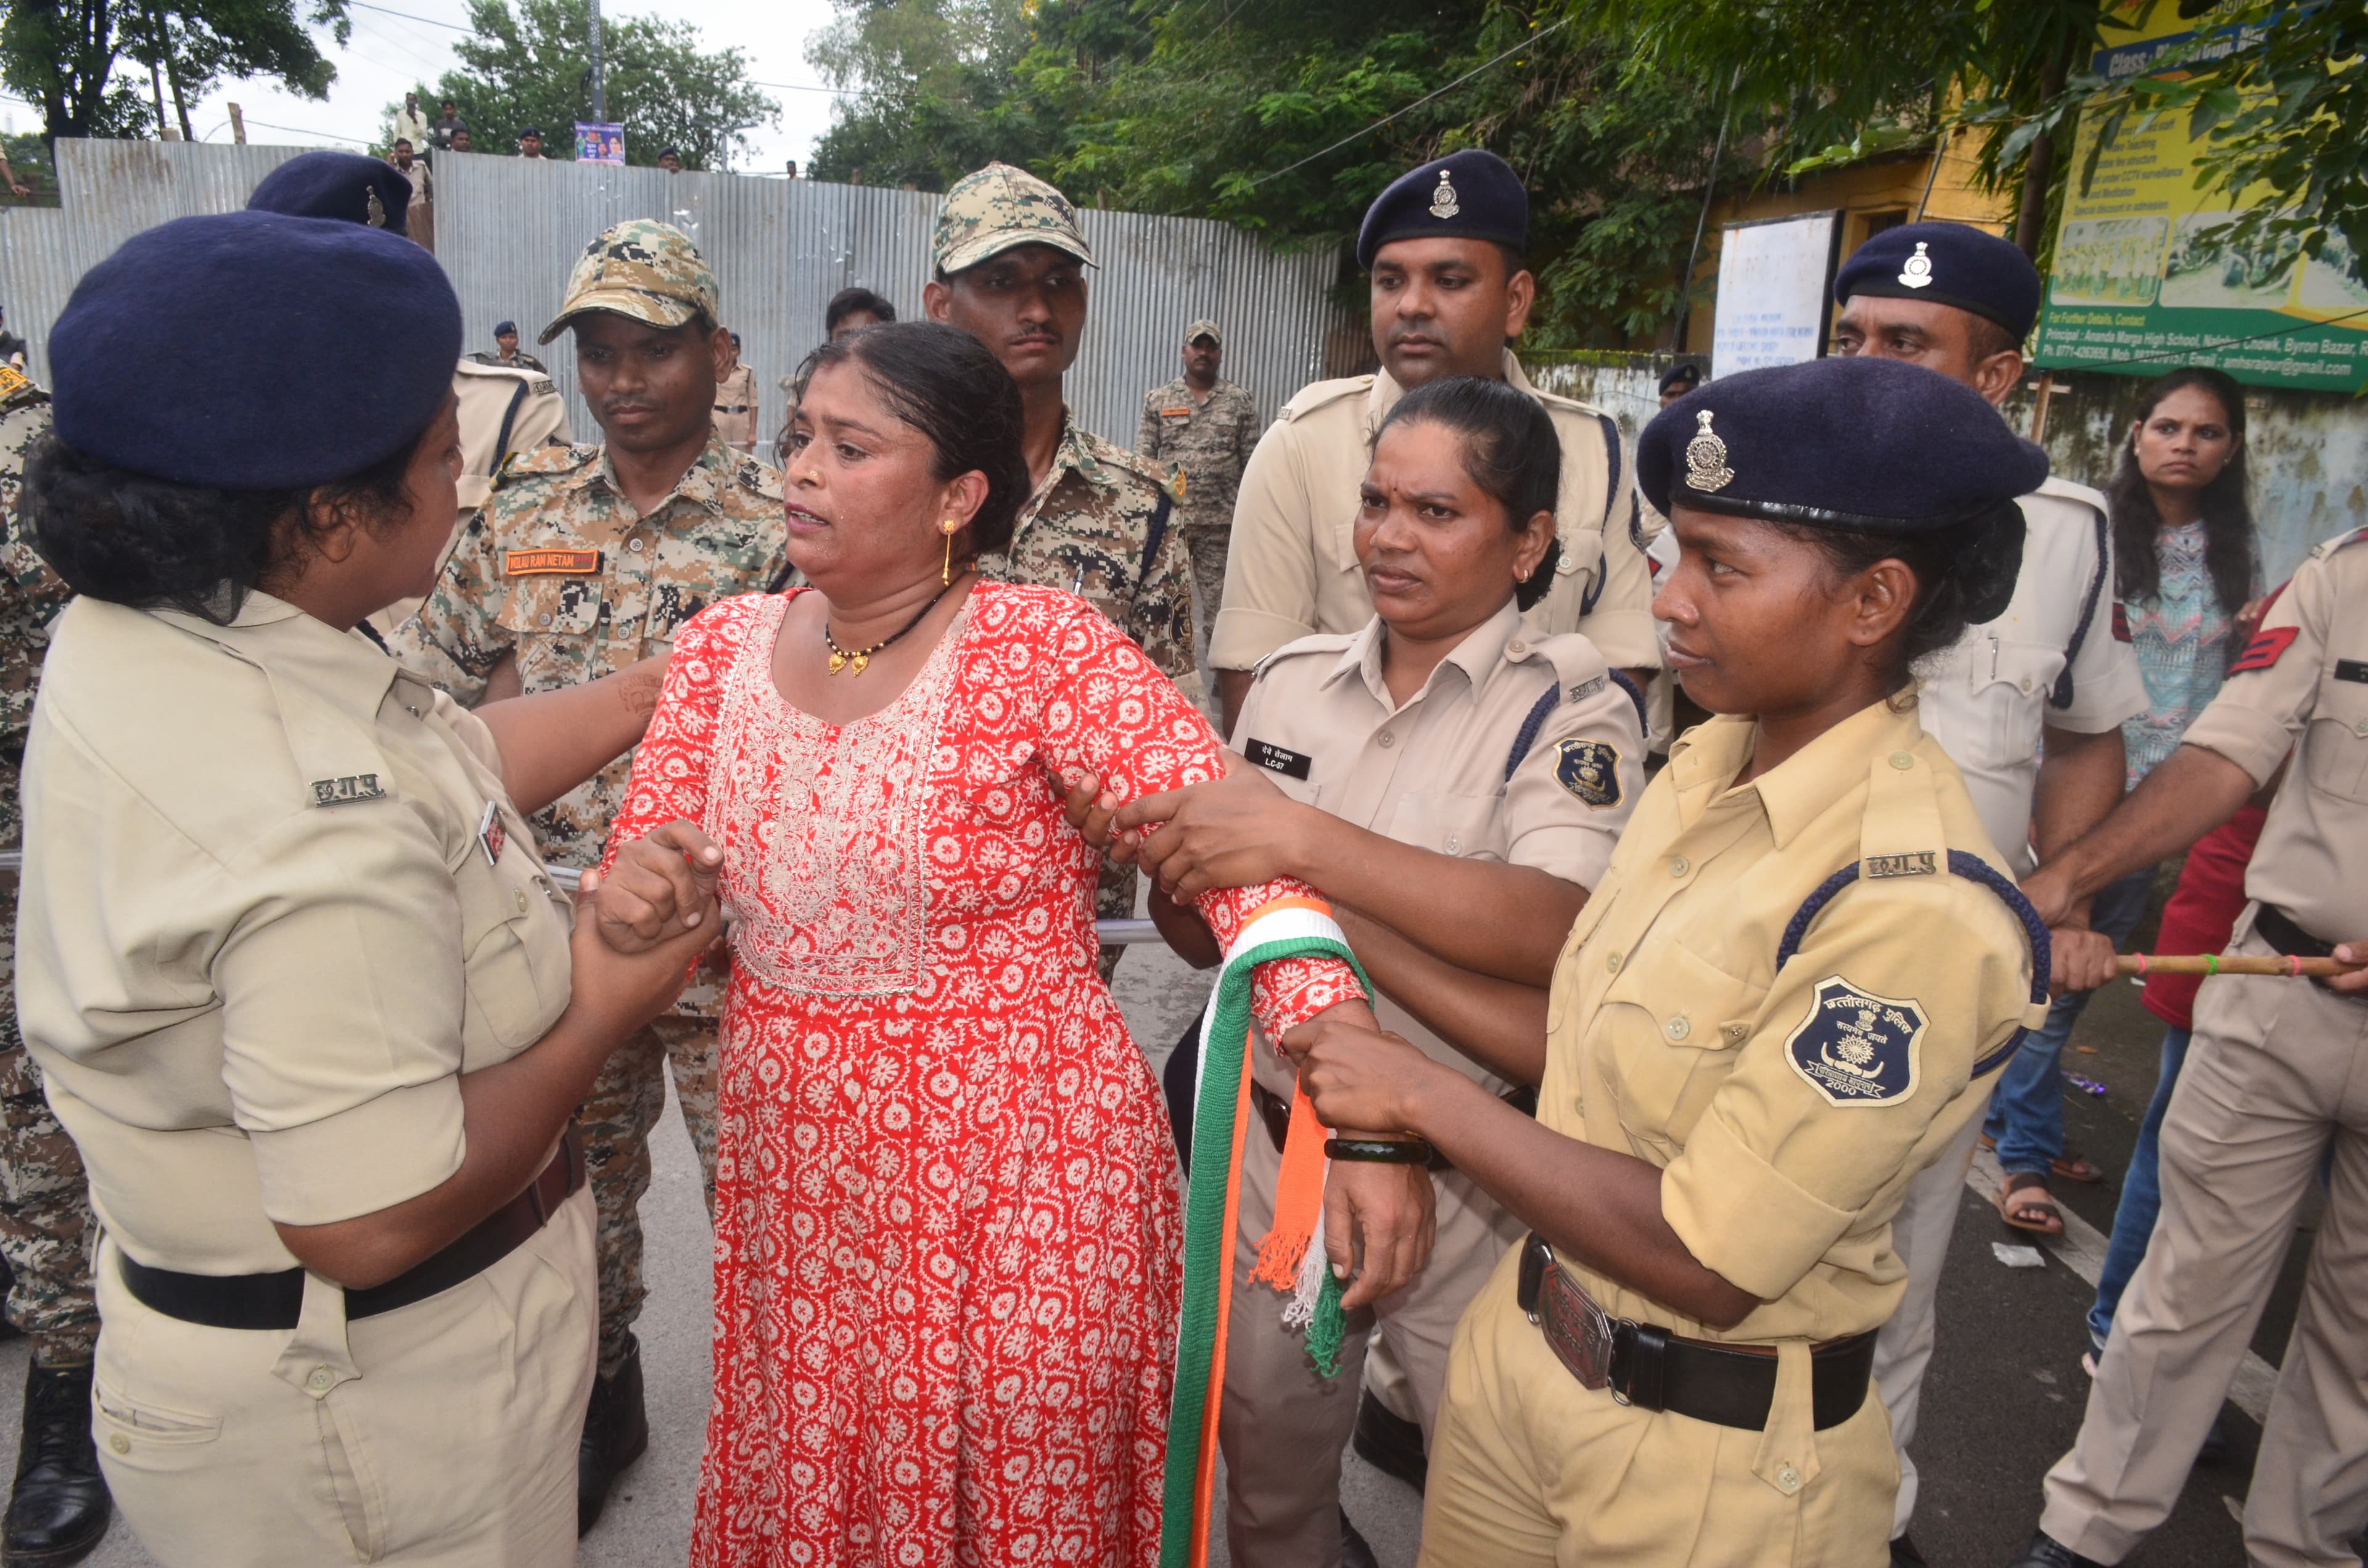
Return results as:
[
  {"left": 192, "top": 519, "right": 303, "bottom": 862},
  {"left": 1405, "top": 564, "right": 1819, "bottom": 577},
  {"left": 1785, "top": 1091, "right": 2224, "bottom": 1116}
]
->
[{"left": 593, "top": 323, "right": 1431, "bottom": 1567}]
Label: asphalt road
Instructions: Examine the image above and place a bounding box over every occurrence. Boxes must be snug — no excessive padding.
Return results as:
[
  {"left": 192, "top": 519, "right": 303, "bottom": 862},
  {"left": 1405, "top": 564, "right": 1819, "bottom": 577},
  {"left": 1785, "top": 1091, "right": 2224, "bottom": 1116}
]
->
[{"left": 34, "top": 942, "right": 2307, "bottom": 1567}]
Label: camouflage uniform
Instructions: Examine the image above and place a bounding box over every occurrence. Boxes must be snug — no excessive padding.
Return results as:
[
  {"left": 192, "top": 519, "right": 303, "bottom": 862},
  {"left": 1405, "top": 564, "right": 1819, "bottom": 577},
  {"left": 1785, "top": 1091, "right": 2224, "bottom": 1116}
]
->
[
  {"left": 385, "top": 221, "right": 787, "bottom": 1377},
  {"left": 935, "top": 165, "right": 1202, "bottom": 966},
  {"left": 1137, "top": 347, "right": 1257, "bottom": 664},
  {"left": 0, "top": 372, "right": 97, "bottom": 1371}
]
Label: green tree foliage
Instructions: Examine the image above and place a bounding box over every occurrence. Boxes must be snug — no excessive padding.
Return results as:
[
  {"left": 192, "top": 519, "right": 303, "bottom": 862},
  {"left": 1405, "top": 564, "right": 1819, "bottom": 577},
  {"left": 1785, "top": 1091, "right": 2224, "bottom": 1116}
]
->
[
  {"left": 0, "top": 0, "right": 347, "bottom": 145},
  {"left": 393, "top": 0, "right": 776, "bottom": 169},
  {"left": 808, "top": 0, "right": 1732, "bottom": 347}
]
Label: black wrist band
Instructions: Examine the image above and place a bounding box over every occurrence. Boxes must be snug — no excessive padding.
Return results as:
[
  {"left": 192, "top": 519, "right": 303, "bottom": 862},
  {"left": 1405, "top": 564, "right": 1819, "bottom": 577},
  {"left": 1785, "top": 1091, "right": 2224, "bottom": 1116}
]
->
[{"left": 1325, "top": 1136, "right": 1434, "bottom": 1165}]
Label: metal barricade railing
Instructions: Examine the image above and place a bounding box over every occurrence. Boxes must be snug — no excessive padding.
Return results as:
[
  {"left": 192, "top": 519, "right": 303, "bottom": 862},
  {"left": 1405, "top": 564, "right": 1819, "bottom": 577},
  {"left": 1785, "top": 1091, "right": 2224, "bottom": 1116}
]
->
[{"left": 0, "top": 852, "right": 1164, "bottom": 948}]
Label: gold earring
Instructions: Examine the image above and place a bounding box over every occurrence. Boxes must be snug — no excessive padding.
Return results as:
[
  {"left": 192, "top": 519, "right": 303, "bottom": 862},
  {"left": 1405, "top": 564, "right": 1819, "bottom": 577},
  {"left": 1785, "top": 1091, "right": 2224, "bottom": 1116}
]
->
[{"left": 940, "top": 518, "right": 960, "bottom": 585}]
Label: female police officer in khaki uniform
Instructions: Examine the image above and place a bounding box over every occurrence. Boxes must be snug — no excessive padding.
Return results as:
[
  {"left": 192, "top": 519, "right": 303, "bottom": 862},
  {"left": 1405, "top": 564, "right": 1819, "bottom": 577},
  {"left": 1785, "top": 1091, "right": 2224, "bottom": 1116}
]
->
[
  {"left": 11, "top": 210, "right": 719, "bottom": 1565},
  {"left": 1080, "top": 376, "right": 1645, "bottom": 1567},
  {"left": 1287, "top": 356, "right": 2052, "bottom": 1566}
]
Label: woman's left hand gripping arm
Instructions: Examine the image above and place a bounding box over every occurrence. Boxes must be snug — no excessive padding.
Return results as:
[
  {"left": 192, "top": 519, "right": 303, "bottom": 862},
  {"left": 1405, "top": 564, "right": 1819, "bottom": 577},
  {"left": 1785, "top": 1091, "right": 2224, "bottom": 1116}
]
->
[{"left": 1289, "top": 996, "right": 1438, "bottom": 1310}]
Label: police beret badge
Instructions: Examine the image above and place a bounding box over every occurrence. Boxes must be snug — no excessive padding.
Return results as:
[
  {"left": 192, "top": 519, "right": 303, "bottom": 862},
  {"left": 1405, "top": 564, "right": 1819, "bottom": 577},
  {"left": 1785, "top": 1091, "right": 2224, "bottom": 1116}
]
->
[
  {"left": 1429, "top": 171, "right": 1459, "bottom": 220},
  {"left": 1786, "top": 976, "right": 1925, "bottom": 1107},
  {"left": 1897, "top": 240, "right": 1933, "bottom": 290},
  {"left": 1684, "top": 410, "right": 1733, "bottom": 493},
  {"left": 1553, "top": 737, "right": 1622, "bottom": 809}
]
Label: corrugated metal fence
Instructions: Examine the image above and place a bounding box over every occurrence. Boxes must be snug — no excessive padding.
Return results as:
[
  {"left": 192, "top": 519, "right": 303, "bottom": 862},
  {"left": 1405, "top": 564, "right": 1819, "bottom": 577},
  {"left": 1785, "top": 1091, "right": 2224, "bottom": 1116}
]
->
[{"left": 0, "top": 141, "right": 1349, "bottom": 454}]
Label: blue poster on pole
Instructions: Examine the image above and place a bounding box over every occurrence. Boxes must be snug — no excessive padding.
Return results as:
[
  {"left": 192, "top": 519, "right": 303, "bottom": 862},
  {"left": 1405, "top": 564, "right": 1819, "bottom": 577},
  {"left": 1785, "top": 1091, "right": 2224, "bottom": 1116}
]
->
[{"left": 575, "top": 122, "right": 625, "bottom": 165}]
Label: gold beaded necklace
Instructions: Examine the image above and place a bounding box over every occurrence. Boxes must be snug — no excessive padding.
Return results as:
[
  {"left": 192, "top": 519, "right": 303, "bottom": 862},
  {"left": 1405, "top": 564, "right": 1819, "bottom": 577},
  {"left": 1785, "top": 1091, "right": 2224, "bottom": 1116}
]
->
[{"left": 821, "top": 581, "right": 955, "bottom": 675}]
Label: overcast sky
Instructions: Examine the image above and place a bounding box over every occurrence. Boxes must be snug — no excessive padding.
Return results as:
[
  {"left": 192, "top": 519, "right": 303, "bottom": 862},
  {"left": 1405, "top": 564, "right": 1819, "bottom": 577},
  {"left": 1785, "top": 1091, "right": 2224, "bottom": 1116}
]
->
[{"left": 0, "top": 0, "right": 851, "bottom": 171}]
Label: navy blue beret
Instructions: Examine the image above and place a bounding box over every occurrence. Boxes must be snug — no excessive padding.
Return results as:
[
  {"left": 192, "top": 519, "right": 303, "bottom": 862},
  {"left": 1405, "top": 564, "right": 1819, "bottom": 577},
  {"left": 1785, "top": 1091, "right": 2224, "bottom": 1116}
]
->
[
  {"left": 494, "top": 319, "right": 519, "bottom": 335},
  {"left": 245, "top": 151, "right": 412, "bottom": 237},
  {"left": 519, "top": 125, "right": 544, "bottom": 138},
  {"left": 1638, "top": 356, "right": 2047, "bottom": 531},
  {"left": 50, "top": 211, "right": 462, "bottom": 489},
  {"left": 1355, "top": 149, "right": 1527, "bottom": 271},
  {"left": 1835, "top": 221, "right": 2041, "bottom": 340}
]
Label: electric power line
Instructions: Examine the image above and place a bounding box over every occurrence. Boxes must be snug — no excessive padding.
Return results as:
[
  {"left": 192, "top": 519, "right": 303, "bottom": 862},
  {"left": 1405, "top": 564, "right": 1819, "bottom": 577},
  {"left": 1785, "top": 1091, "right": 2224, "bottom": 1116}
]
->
[
  {"left": 1242, "top": 17, "right": 1571, "bottom": 191},
  {"left": 345, "top": 1, "right": 857, "bottom": 95}
]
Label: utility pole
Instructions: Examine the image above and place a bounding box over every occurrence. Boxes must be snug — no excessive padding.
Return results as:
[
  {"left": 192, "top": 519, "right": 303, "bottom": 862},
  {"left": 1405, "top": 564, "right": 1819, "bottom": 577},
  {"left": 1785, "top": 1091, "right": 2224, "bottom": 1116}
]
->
[
  {"left": 587, "top": 0, "right": 605, "bottom": 122},
  {"left": 228, "top": 103, "right": 247, "bottom": 144}
]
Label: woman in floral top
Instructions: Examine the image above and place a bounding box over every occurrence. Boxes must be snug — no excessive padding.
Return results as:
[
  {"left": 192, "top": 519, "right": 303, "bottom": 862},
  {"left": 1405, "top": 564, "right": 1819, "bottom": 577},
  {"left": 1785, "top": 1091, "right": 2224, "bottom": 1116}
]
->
[{"left": 1988, "top": 367, "right": 2256, "bottom": 1234}]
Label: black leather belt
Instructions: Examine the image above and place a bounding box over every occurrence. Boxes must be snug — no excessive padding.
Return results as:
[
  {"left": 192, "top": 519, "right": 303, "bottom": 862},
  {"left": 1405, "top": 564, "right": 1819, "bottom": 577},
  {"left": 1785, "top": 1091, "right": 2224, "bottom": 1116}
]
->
[
  {"left": 2257, "top": 902, "right": 2337, "bottom": 959},
  {"left": 2254, "top": 904, "right": 2362, "bottom": 999},
  {"left": 1516, "top": 1234, "right": 1873, "bottom": 1432},
  {"left": 119, "top": 1130, "right": 585, "bottom": 1331},
  {"left": 713, "top": 404, "right": 750, "bottom": 413},
  {"left": 1248, "top": 1079, "right": 1536, "bottom": 1172}
]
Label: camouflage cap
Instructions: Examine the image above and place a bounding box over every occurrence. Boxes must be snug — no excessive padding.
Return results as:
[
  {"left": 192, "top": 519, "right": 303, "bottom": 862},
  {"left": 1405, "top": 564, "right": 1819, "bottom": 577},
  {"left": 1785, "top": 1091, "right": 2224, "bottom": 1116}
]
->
[
  {"left": 931, "top": 162, "right": 1096, "bottom": 277},
  {"left": 540, "top": 219, "right": 720, "bottom": 344},
  {"left": 1185, "top": 318, "right": 1222, "bottom": 346}
]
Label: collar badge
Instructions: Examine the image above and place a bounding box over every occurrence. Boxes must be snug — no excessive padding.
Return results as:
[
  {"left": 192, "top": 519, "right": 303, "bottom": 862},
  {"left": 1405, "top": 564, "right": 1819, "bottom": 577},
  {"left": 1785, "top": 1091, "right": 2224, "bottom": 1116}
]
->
[
  {"left": 1428, "top": 171, "right": 1459, "bottom": 221},
  {"left": 1897, "top": 240, "right": 1933, "bottom": 290},
  {"left": 1685, "top": 410, "right": 1734, "bottom": 493}
]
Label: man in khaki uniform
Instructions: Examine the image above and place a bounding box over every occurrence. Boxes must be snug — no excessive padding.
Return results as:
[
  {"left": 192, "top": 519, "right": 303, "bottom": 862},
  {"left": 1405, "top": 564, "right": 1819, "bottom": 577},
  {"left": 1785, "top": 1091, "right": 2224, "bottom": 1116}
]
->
[
  {"left": 1215, "top": 601, "right": 1643, "bottom": 1568},
  {"left": 387, "top": 218, "right": 785, "bottom": 1532},
  {"left": 1138, "top": 318, "right": 1258, "bottom": 662},
  {"left": 1209, "top": 150, "right": 1657, "bottom": 739},
  {"left": 2008, "top": 527, "right": 2368, "bottom": 1568},
  {"left": 711, "top": 331, "right": 758, "bottom": 452},
  {"left": 922, "top": 162, "right": 1196, "bottom": 972}
]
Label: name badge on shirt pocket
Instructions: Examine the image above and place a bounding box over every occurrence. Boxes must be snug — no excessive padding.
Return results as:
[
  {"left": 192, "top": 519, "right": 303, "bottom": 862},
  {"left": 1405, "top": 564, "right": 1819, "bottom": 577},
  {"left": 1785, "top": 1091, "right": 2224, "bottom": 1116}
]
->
[
  {"left": 477, "top": 800, "right": 507, "bottom": 867},
  {"left": 1160, "top": 406, "right": 1191, "bottom": 420},
  {"left": 505, "top": 548, "right": 602, "bottom": 577},
  {"left": 1245, "top": 739, "right": 1312, "bottom": 780},
  {"left": 2335, "top": 659, "right": 2368, "bottom": 684}
]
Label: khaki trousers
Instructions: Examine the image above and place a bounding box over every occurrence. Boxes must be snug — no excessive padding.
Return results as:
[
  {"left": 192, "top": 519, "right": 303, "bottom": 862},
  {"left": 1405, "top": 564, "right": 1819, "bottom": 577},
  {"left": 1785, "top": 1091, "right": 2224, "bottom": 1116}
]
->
[
  {"left": 2041, "top": 922, "right": 2368, "bottom": 1567},
  {"left": 1420, "top": 1249, "right": 1898, "bottom": 1568},
  {"left": 1871, "top": 1111, "right": 1986, "bottom": 1536},
  {"left": 1218, "top": 1089, "right": 1522, "bottom": 1568},
  {"left": 94, "top": 1184, "right": 596, "bottom": 1567}
]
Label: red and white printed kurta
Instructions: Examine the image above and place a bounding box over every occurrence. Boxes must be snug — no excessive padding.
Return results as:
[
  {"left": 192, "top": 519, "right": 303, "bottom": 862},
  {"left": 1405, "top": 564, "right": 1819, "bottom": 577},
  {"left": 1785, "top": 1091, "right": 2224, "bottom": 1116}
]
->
[{"left": 605, "top": 583, "right": 1361, "bottom": 1567}]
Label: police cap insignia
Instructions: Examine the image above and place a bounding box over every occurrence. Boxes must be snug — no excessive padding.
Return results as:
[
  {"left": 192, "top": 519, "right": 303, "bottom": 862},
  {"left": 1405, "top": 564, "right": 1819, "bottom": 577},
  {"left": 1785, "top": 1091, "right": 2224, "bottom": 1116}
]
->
[
  {"left": 1429, "top": 170, "right": 1459, "bottom": 220},
  {"left": 1684, "top": 410, "right": 1733, "bottom": 493},
  {"left": 1897, "top": 240, "right": 1933, "bottom": 290},
  {"left": 1553, "top": 737, "right": 1622, "bottom": 809},
  {"left": 1786, "top": 976, "right": 1925, "bottom": 1107}
]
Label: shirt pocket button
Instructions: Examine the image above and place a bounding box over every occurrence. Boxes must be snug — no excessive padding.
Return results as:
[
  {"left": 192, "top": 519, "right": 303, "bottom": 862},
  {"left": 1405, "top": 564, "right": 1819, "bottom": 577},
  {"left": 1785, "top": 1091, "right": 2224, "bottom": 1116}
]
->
[{"left": 1666, "top": 1015, "right": 1691, "bottom": 1041}]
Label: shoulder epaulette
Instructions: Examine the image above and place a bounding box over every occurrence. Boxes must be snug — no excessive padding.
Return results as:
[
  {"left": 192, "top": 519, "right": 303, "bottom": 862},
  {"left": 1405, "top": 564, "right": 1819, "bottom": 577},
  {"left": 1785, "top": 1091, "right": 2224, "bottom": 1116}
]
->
[
  {"left": 1250, "top": 632, "right": 1354, "bottom": 683},
  {"left": 1276, "top": 376, "right": 1375, "bottom": 424},
  {"left": 490, "top": 440, "right": 597, "bottom": 495},
  {"left": 2309, "top": 525, "right": 2368, "bottom": 561}
]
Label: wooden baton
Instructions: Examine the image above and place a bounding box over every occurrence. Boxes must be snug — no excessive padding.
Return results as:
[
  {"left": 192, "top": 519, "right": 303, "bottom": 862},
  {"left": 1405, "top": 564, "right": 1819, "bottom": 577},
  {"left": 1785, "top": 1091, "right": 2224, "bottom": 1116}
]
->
[{"left": 2115, "top": 953, "right": 2350, "bottom": 978}]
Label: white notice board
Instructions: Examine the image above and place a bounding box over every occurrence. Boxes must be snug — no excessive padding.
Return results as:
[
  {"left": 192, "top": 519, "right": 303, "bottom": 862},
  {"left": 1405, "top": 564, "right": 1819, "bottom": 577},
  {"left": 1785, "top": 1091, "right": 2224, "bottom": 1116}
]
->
[{"left": 1710, "top": 211, "right": 1843, "bottom": 380}]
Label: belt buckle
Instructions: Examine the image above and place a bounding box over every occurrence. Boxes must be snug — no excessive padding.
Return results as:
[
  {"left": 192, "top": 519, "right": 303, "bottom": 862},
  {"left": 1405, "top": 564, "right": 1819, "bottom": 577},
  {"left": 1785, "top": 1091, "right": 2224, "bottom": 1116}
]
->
[{"left": 1527, "top": 1240, "right": 1617, "bottom": 1393}]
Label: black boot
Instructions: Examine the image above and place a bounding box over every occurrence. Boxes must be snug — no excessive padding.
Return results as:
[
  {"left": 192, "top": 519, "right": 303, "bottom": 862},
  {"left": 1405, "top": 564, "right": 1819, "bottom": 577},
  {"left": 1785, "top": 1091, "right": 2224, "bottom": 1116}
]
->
[
  {"left": 4, "top": 1363, "right": 109, "bottom": 1567},
  {"left": 577, "top": 1334, "right": 650, "bottom": 1537},
  {"left": 1338, "top": 1508, "right": 1379, "bottom": 1568}
]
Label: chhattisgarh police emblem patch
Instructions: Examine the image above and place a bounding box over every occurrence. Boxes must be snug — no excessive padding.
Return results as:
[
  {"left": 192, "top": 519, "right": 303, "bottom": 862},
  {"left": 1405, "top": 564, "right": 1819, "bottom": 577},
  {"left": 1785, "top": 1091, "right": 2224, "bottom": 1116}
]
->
[
  {"left": 1786, "top": 976, "right": 1925, "bottom": 1108},
  {"left": 1553, "top": 738, "right": 1621, "bottom": 809}
]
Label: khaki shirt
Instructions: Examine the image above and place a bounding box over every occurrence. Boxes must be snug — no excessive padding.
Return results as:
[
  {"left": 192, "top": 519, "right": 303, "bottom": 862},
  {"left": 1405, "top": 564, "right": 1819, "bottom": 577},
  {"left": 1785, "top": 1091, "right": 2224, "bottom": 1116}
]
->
[
  {"left": 1209, "top": 351, "right": 1658, "bottom": 674},
  {"left": 387, "top": 435, "right": 786, "bottom": 882},
  {"left": 712, "top": 363, "right": 758, "bottom": 450},
  {"left": 2181, "top": 525, "right": 2368, "bottom": 942},
  {"left": 1235, "top": 601, "right": 1644, "bottom": 1103},
  {"left": 15, "top": 594, "right": 572, "bottom": 1275},
  {"left": 1136, "top": 377, "right": 1258, "bottom": 535},
  {"left": 1542, "top": 696, "right": 2037, "bottom": 1345},
  {"left": 1916, "top": 477, "right": 2147, "bottom": 867},
  {"left": 979, "top": 410, "right": 1196, "bottom": 679}
]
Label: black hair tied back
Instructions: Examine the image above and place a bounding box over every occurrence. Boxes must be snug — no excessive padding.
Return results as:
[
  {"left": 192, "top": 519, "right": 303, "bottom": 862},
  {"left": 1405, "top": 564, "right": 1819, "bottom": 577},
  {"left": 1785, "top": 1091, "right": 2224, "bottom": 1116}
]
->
[{"left": 1376, "top": 376, "right": 1564, "bottom": 611}]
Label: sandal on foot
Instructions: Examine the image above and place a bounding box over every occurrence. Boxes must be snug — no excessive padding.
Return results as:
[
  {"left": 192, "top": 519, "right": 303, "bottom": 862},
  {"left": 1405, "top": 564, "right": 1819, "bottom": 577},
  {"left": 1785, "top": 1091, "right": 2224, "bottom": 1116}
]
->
[
  {"left": 1998, "top": 1171, "right": 2065, "bottom": 1236},
  {"left": 2051, "top": 1148, "right": 2105, "bottom": 1184}
]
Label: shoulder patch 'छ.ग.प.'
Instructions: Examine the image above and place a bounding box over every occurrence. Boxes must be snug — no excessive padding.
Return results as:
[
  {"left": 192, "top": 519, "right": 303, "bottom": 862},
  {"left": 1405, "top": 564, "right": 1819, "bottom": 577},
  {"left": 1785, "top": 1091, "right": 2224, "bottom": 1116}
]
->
[
  {"left": 1786, "top": 975, "right": 1926, "bottom": 1108},
  {"left": 1553, "top": 737, "right": 1622, "bottom": 809}
]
